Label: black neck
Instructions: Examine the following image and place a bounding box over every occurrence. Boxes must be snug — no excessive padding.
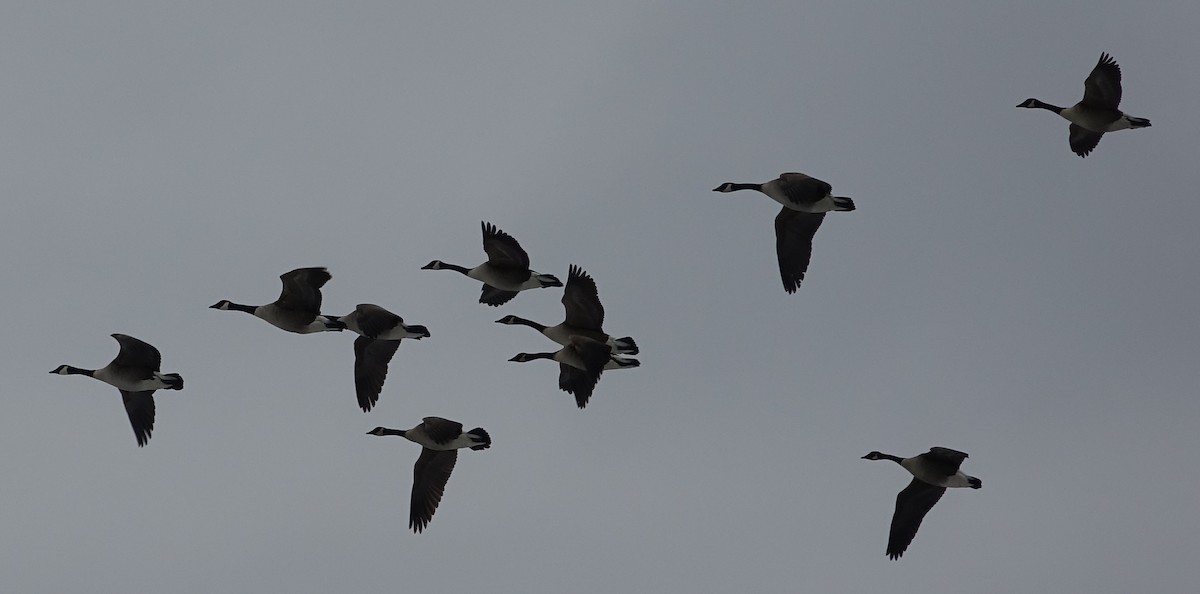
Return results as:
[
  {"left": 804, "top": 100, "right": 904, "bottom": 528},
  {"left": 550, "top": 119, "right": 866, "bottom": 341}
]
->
[
  {"left": 378, "top": 428, "right": 406, "bottom": 437},
  {"left": 727, "top": 183, "right": 762, "bottom": 192},
  {"left": 882, "top": 453, "right": 905, "bottom": 464},
  {"left": 522, "top": 352, "right": 557, "bottom": 362},
  {"left": 440, "top": 262, "right": 471, "bottom": 275},
  {"left": 59, "top": 365, "right": 94, "bottom": 377},
  {"left": 508, "top": 316, "right": 546, "bottom": 331},
  {"left": 1031, "top": 99, "right": 1063, "bottom": 113},
  {"left": 227, "top": 302, "right": 257, "bottom": 314}
]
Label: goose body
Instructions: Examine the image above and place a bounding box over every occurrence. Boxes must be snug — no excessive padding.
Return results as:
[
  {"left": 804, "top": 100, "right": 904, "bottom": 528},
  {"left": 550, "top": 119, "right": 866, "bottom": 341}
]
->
[
  {"left": 50, "top": 334, "right": 184, "bottom": 447},
  {"left": 495, "top": 264, "right": 638, "bottom": 355},
  {"left": 422, "top": 222, "right": 562, "bottom": 306},
  {"left": 340, "top": 304, "right": 430, "bottom": 412},
  {"left": 210, "top": 267, "right": 344, "bottom": 334},
  {"left": 862, "top": 447, "right": 982, "bottom": 560},
  {"left": 367, "top": 417, "right": 491, "bottom": 533},
  {"left": 714, "top": 172, "right": 855, "bottom": 293},
  {"left": 1017, "top": 52, "right": 1150, "bottom": 157},
  {"left": 509, "top": 335, "right": 617, "bottom": 408}
]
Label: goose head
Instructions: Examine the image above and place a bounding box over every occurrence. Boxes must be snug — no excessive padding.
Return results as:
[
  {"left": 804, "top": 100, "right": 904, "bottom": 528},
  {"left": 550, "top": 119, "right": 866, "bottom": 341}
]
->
[{"left": 420, "top": 260, "right": 444, "bottom": 270}]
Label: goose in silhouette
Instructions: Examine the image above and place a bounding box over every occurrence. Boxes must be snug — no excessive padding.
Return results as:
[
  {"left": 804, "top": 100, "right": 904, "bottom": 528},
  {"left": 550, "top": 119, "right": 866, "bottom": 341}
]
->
[
  {"left": 495, "top": 264, "right": 637, "bottom": 355},
  {"left": 50, "top": 334, "right": 184, "bottom": 447},
  {"left": 367, "top": 417, "right": 491, "bottom": 533},
  {"left": 509, "top": 335, "right": 626, "bottom": 408},
  {"left": 210, "top": 267, "right": 344, "bottom": 333},
  {"left": 713, "top": 173, "right": 855, "bottom": 293},
  {"left": 1017, "top": 52, "right": 1151, "bottom": 157},
  {"left": 862, "top": 447, "right": 982, "bottom": 560},
  {"left": 339, "top": 304, "right": 430, "bottom": 412},
  {"left": 422, "top": 222, "right": 562, "bottom": 306}
]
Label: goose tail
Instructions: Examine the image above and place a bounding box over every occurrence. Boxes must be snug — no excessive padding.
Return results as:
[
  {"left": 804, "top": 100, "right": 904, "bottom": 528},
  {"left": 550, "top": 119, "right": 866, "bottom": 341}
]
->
[
  {"left": 467, "top": 427, "right": 492, "bottom": 450},
  {"left": 159, "top": 373, "right": 184, "bottom": 390},
  {"left": 832, "top": 196, "right": 856, "bottom": 211},
  {"left": 612, "top": 336, "right": 639, "bottom": 355}
]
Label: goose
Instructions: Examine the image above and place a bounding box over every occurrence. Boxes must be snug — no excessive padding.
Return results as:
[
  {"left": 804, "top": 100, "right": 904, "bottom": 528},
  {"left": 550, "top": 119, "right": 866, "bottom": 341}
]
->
[
  {"left": 422, "top": 222, "right": 563, "bottom": 306},
  {"left": 50, "top": 334, "right": 184, "bottom": 447},
  {"left": 713, "top": 173, "right": 855, "bottom": 293},
  {"left": 495, "top": 264, "right": 638, "bottom": 355},
  {"left": 508, "top": 335, "right": 624, "bottom": 408},
  {"left": 339, "top": 304, "right": 430, "bottom": 412},
  {"left": 367, "top": 417, "right": 491, "bottom": 533},
  {"left": 862, "top": 447, "right": 982, "bottom": 560},
  {"left": 1017, "top": 52, "right": 1151, "bottom": 157},
  {"left": 210, "top": 267, "right": 344, "bottom": 334}
]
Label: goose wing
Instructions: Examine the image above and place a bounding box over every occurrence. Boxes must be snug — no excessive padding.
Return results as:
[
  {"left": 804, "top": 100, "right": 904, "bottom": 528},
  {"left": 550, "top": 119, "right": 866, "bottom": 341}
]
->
[
  {"left": 774, "top": 208, "right": 826, "bottom": 293},
  {"left": 1068, "top": 124, "right": 1104, "bottom": 157},
  {"left": 1082, "top": 52, "right": 1122, "bottom": 110},
  {"left": 919, "top": 447, "right": 970, "bottom": 476},
  {"left": 480, "top": 284, "right": 520, "bottom": 307},
  {"left": 120, "top": 390, "right": 156, "bottom": 447},
  {"left": 353, "top": 337, "right": 401, "bottom": 412},
  {"left": 887, "top": 478, "right": 946, "bottom": 560},
  {"left": 421, "top": 417, "right": 465, "bottom": 446},
  {"left": 276, "top": 267, "right": 331, "bottom": 313},
  {"left": 562, "top": 265, "right": 605, "bottom": 330},
  {"left": 353, "top": 304, "right": 401, "bottom": 339},
  {"left": 409, "top": 447, "right": 457, "bottom": 533},
  {"left": 776, "top": 172, "right": 833, "bottom": 207},
  {"left": 558, "top": 363, "right": 599, "bottom": 409},
  {"left": 111, "top": 334, "right": 162, "bottom": 371},
  {"left": 481, "top": 222, "right": 530, "bottom": 270}
]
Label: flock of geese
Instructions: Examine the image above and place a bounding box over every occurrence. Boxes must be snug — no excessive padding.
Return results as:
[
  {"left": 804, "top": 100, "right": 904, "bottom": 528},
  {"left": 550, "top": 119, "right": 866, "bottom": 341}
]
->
[{"left": 48, "top": 52, "right": 1151, "bottom": 558}]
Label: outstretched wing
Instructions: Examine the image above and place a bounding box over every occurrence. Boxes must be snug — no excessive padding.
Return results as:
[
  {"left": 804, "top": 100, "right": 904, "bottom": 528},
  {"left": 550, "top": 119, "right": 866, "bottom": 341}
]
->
[
  {"left": 887, "top": 478, "right": 946, "bottom": 560},
  {"left": 481, "top": 222, "right": 530, "bottom": 269},
  {"left": 120, "top": 390, "right": 156, "bottom": 447},
  {"left": 1082, "top": 52, "right": 1122, "bottom": 110},
  {"left": 774, "top": 208, "right": 826, "bottom": 293},
  {"left": 277, "top": 267, "right": 331, "bottom": 313},
  {"left": 409, "top": 448, "right": 458, "bottom": 533},
  {"left": 562, "top": 265, "right": 605, "bottom": 330}
]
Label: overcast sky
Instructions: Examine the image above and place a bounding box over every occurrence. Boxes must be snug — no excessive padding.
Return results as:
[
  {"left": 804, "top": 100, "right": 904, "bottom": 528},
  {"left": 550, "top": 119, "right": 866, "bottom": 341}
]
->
[{"left": 4, "top": 2, "right": 1199, "bottom": 592}]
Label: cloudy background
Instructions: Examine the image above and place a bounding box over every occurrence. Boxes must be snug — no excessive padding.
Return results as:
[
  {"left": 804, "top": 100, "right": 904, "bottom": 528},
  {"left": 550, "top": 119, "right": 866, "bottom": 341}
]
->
[{"left": 4, "top": 2, "right": 1198, "bottom": 592}]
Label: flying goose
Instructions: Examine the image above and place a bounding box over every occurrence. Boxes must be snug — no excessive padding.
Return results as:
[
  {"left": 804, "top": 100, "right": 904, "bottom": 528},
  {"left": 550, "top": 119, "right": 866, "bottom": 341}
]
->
[
  {"left": 210, "top": 267, "right": 344, "bottom": 334},
  {"left": 340, "top": 304, "right": 430, "bottom": 412},
  {"left": 50, "top": 334, "right": 184, "bottom": 447},
  {"left": 713, "top": 173, "right": 855, "bottom": 293},
  {"left": 495, "top": 264, "right": 638, "bottom": 355},
  {"left": 367, "top": 417, "right": 491, "bottom": 533},
  {"left": 422, "top": 222, "right": 563, "bottom": 306},
  {"left": 509, "top": 335, "right": 628, "bottom": 408},
  {"left": 862, "top": 447, "right": 982, "bottom": 560},
  {"left": 1017, "top": 52, "right": 1151, "bottom": 157}
]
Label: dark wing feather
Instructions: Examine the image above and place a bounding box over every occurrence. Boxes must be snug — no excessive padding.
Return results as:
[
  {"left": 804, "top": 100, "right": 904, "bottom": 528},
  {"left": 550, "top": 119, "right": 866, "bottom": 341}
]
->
[
  {"left": 111, "top": 334, "right": 161, "bottom": 371},
  {"left": 558, "top": 363, "right": 598, "bottom": 409},
  {"left": 887, "top": 478, "right": 947, "bottom": 560},
  {"left": 410, "top": 448, "right": 457, "bottom": 533},
  {"left": 421, "top": 417, "right": 465, "bottom": 445},
  {"left": 1081, "top": 52, "right": 1122, "bottom": 110},
  {"left": 562, "top": 265, "right": 605, "bottom": 330},
  {"left": 277, "top": 267, "right": 331, "bottom": 313},
  {"left": 480, "top": 284, "right": 520, "bottom": 307},
  {"left": 120, "top": 390, "right": 156, "bottom": 447},
  {"left": 920, "top": 447, "right": 969, "bottom": 476},
  {"left": 774, "top": 208, "right": 826, "bottom": 293},
  {"left": 354, "top": 304, "right": 401, "bottom": 339},
  {"left": 481, "top": 222, "right": 530, "bottom": 269},
  {"left": 353, "top": 337, "right": 400, "bottom": 412},
  {"left": 1068, "top": 124, "right": 1104, "bottom": 157},
  {"left": 777, "top": 172, "right": 832, "bottom": 207}
]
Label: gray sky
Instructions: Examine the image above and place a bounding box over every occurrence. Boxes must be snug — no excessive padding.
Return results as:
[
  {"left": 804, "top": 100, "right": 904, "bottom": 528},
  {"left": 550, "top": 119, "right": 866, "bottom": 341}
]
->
[{"left": 5, "top": 2, "right": 1199, "bottom": 592}]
